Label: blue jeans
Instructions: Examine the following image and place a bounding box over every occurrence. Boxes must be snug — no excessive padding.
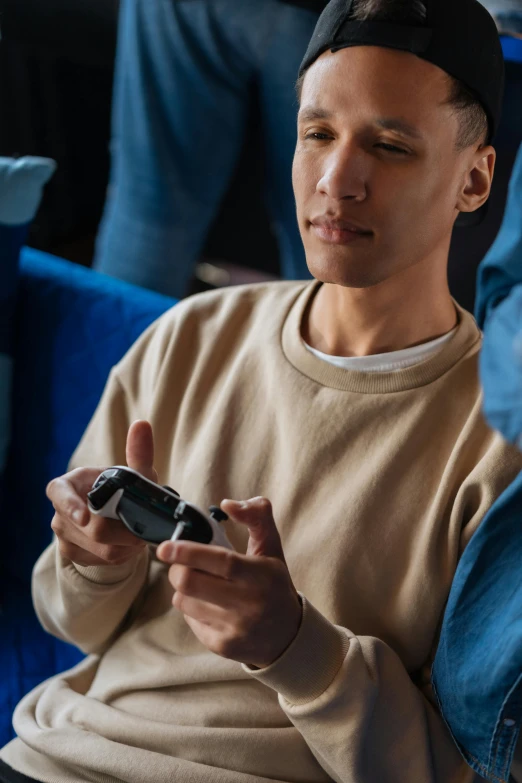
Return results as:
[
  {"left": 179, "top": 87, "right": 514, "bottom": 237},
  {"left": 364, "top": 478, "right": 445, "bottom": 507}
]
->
[
  {"left": 432, "top": 143, "right": 522, "bottom": 783},
  {"left": 93, "top": 0, "right": 318, "bottom": 298}
]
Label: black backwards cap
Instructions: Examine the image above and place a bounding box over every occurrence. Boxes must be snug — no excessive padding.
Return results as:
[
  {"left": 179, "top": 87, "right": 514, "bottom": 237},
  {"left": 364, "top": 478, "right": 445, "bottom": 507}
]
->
[{"left": 298, "top": 0, "right": 505, "bottom": 226}]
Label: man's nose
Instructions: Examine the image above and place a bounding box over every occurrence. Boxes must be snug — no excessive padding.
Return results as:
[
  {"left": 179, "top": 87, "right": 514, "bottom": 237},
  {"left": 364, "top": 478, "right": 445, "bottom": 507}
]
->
[{"left": 316, "top": 144, "right": 368, "bottom": 202}]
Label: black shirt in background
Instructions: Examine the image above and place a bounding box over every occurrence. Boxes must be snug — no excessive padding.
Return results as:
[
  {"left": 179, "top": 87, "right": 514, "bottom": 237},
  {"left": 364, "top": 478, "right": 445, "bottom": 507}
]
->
[
  {"left": 278, "top": 0, "right": 328, "bottom": 12},
  {"left": 0, "top": 760, "right": 41, "bottom": 783}
]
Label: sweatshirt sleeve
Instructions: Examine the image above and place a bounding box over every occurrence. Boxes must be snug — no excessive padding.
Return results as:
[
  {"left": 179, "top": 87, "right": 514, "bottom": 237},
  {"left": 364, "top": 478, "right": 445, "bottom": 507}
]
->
[
  {"left": 31, "top": 312, "right": 176, "bottom": 655},
  {"left": 32, "top": 538, "right": 151, "bottom": 656},
  {"left": 242, "top": 594, "right": 476, "bottom": 783}
]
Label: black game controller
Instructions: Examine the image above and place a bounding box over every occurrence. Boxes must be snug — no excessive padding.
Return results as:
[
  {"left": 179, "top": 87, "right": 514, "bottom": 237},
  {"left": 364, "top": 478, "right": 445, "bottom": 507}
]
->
[{"left": 87, "top": 467, "right": 233, "bottom": 549}]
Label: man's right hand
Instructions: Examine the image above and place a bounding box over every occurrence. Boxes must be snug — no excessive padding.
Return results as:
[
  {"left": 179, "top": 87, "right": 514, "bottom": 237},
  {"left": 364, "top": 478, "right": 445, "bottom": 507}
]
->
[{"left": 46, "top": 420, "right": 158, "bottom": 567}]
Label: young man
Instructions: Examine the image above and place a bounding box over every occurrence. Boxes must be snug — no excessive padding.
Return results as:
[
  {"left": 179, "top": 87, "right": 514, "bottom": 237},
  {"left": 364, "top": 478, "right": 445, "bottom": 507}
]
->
[{"left": 1, "top": 0, "right": 520, "bottom": 781}]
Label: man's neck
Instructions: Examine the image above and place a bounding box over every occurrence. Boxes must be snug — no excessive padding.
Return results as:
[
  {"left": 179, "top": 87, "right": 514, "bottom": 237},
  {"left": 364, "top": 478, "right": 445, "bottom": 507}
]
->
[{"left": 302, "top": 261, "right": 458, "bottom": 358}]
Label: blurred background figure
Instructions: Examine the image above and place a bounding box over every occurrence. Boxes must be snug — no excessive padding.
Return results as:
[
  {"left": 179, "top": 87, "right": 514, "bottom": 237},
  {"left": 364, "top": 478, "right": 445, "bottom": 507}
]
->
[
  {"left": 476, "top": 140, "right": 522, "bottom": 446},
  {"left": 93, "top": 0, "right": 325, "bottom": 298},
  {"left": 480, "top": 0, "right": 522, "bottom": 36}
]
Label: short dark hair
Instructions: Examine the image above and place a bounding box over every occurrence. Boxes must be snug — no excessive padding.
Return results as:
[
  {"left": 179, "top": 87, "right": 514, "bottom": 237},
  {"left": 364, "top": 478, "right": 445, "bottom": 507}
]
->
[{"left": 296, "top": 0, "right": 489, "bottom": 150}]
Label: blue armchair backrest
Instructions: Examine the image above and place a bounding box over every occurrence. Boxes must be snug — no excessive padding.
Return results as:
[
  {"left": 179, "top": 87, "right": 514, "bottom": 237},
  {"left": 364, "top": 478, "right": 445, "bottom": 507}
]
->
[{"left": 0, "top": 248, "right": 176, "bottom": 747}]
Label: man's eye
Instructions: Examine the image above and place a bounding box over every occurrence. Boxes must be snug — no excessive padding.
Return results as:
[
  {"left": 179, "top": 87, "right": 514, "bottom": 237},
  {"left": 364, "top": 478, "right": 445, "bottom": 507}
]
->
[
  {"left": 304, "top": 132, "right": 331, "bottom": 141},
  {"left": 375, "top": 142, "right": 410, "bottom": 155}
]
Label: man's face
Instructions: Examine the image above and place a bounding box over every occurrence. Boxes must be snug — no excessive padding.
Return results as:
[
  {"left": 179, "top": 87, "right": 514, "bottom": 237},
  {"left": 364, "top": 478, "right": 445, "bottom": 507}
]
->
[{"left": 293, "top": 46, "right": 475, "bottom": 288}]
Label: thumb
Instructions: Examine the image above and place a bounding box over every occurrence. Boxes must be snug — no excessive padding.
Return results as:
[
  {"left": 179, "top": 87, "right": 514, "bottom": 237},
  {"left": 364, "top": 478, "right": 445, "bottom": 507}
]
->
[
  {"left": 125, "top": 420, "right": 158, "bottom": 482},
  {"left": 220, "top": 497, "right": 285, "bottom": 560}
]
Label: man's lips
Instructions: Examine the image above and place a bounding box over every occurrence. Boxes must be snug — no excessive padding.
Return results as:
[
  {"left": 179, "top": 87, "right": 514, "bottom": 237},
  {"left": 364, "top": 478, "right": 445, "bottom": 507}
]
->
[{"left": 310, "top": 218, "right": 373, "bottom": 245}]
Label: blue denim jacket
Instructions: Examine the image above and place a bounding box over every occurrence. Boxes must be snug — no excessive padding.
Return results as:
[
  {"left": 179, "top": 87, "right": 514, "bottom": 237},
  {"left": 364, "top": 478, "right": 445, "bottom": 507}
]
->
[{"left": 431, "top": 142, "right": 522, "bottom": 782}]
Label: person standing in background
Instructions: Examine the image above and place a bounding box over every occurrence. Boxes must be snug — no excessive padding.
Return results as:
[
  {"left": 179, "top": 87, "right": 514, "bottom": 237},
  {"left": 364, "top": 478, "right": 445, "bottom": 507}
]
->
[
  {"left": 94, "top": 0, "right": 327, "bottom": 299},
  {"left": 432, "top": 141, "right": 522, "bottom": 783},
  {"left": 480, "top": 0, "right": 522, "bottom": 36}
]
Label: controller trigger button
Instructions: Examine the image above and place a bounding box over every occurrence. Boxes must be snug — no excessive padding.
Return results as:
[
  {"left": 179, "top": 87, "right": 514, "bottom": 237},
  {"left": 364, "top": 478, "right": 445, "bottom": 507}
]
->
[
  {"left": 162, "top": 485, "right": 180, "bottom": 497},
  {"left": 209, "top": 506, "right": 228, "bottom": 523}
]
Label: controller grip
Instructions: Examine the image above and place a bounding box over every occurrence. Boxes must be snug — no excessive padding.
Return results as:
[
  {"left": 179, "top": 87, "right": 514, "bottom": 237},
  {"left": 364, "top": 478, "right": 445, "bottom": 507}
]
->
[
  {"left": 210, "top": 521, "right": 234, "bottom": 550},
  {"left": 87, "top": 488, "right": 123, "bottom": 520}
]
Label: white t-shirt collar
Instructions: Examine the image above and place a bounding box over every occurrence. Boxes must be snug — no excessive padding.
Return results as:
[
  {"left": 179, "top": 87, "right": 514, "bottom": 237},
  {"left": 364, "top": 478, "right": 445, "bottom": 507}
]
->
[{"left": 303, "top": 328, "right": 457, "bottom": 373}]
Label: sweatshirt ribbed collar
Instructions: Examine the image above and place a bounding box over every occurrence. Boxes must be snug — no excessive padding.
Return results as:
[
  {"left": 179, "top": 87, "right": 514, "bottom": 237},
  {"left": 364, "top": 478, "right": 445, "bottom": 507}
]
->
[{"left": 281, "top": 281, "right": 482, "bottom": 393}]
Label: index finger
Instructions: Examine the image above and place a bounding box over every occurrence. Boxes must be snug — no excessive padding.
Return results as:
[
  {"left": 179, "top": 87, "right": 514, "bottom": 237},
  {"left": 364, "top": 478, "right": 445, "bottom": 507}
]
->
[{"left": 156, "top": 540, "right": 247, "bottom": 581}]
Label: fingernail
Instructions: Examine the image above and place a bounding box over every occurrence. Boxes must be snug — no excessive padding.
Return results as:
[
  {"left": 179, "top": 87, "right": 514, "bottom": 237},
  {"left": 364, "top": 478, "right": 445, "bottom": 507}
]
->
[{"left": 160, "top": 542, "right": 175, "bottom": 560}]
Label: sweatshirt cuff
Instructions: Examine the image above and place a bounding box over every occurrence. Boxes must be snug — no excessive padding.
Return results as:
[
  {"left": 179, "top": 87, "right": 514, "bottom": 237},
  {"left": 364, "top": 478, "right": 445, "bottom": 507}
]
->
[
  {"left": 241, "top": 593, "right": 351, "bottom": 706},
  {"left": 71, "top": 550, "right": 149, "bottom": 585}
]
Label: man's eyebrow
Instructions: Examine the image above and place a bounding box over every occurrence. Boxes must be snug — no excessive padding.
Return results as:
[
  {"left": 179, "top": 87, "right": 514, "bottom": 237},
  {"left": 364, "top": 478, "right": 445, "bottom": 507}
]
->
[
  {"left": 298, "top": 106, "right": 333, "bottom": 122},
  {"left": 376, "top": 117, "right": 424, "bottom": 140}
]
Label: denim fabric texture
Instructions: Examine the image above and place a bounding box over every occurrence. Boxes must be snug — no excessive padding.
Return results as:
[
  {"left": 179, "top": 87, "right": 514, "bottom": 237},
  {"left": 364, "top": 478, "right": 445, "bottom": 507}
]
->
[
  {"left": 431, "top": 143, "right": 522, "bottom": 782},
  {"left": 476, "top": 143, "right": 522, "bottom": 325},
  {"left": 94, "top": 0, "right": 320, "bottom": 298},
  {"left": 432, "top": 473, "right": 522, "bottom": 783}
]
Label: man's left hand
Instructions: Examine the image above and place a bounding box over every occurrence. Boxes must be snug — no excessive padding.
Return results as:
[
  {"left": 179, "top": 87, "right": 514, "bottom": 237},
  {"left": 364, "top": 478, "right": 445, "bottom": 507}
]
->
[{"left": 156, "top": 497, "right": 303, "bottom": 669}]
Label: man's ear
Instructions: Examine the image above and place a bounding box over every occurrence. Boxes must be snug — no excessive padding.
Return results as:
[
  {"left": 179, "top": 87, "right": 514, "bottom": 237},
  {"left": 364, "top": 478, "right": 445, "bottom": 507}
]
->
[{"left": 456, "top": 144, "right": 496, "bottom": 214}]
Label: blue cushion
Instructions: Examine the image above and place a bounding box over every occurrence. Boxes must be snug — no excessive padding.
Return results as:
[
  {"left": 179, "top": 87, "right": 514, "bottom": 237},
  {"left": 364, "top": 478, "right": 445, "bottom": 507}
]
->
[
  {"left": 501, "top": 34, "right": 522, "bottom": 63},
  {"left": 0, "top": 249, "right": 176, "bottom": 747}
]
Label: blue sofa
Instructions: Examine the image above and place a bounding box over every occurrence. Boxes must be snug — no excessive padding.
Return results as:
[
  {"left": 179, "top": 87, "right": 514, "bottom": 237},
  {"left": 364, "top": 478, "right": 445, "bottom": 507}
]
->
[{"left": 0, "top": 249, "right": 176, "bottom": 747}]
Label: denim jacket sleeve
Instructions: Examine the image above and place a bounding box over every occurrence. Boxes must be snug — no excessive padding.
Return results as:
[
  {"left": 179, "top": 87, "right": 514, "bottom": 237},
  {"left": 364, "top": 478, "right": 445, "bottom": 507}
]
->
[
  {"left": 476, "top": 141, "right": 522, "bottom": 446},
  {"left": 432, "top": 142, "right": 522, "bottom": 783},
  {"left": 475, "top": 142, "right": 522, "bottom": 330}
]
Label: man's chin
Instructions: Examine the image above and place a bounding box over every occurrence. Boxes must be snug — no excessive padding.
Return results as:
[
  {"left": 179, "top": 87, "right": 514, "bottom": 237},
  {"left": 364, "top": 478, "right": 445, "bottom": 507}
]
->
[{"left": 306, "top": 256, "right": 387, "bottom": 289}]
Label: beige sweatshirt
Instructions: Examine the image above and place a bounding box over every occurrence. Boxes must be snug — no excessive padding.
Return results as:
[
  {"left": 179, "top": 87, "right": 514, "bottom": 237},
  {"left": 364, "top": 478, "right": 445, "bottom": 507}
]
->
[{"left": 2, "top": 280, "right": 521, "bottom": 783}]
